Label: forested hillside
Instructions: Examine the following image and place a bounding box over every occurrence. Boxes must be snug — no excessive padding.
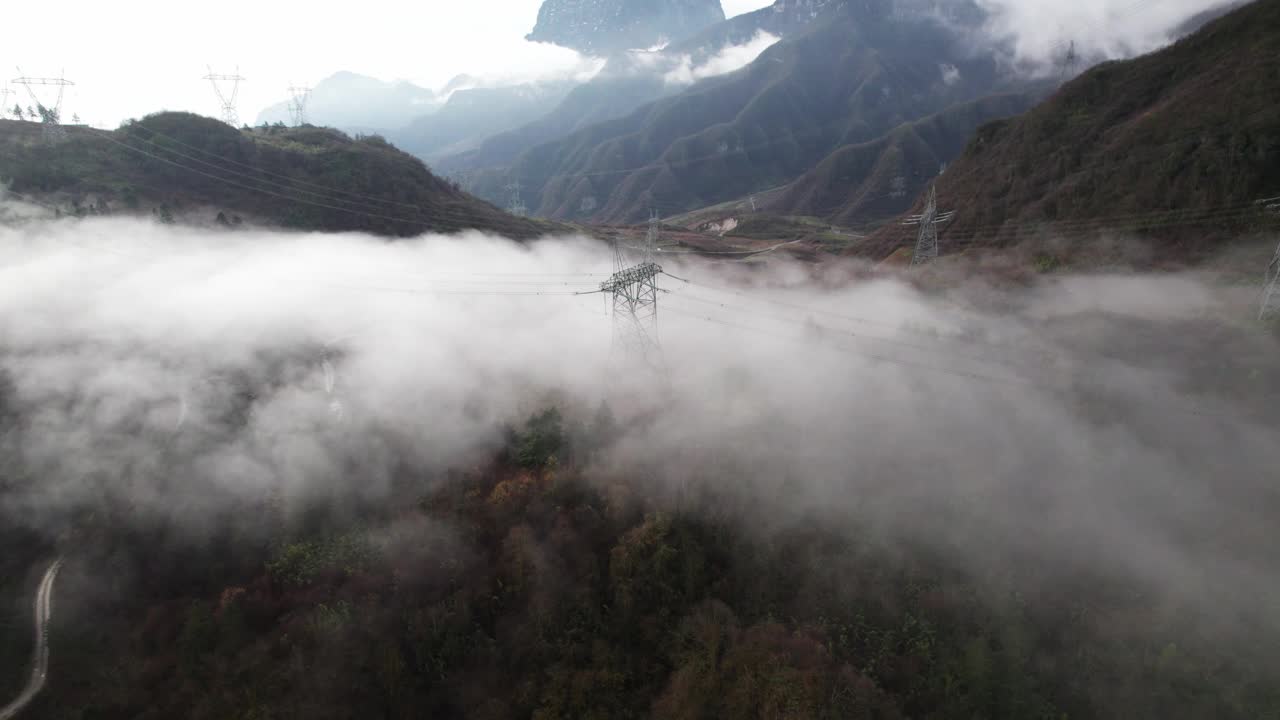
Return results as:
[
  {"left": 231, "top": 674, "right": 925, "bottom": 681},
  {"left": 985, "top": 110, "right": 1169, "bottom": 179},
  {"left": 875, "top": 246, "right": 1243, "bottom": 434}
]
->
[
  {"left": 0, "top": 112, "right": 554, "bottom": 238},
  {"left": 23, "top": 403, "right": 1280, "bottom": 719},
  {"left": 766, "top": 92, "right": 1038, "bottom": 227},
  {"left": 862, "top": 0, "right": 1280, "bottom": 259}
]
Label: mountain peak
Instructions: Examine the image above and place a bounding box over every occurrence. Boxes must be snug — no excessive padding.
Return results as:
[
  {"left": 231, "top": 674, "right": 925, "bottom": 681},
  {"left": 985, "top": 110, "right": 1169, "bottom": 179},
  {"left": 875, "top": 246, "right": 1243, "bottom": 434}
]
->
[{"left": 527, "top": 0, "right": 726, "bottom": 54}]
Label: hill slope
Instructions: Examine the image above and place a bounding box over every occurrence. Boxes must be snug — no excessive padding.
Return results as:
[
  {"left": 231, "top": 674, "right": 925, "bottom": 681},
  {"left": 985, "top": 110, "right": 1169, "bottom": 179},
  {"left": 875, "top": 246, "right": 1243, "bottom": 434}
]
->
[
  {"left": 766, "top": 92, "right": 1039, "bottom": 226},
  {"left": 863, "top": 0, "right": 1280, "bottom": 259},
  {"left": 0, "top": 113, "right": 553, "bottom": 239}
]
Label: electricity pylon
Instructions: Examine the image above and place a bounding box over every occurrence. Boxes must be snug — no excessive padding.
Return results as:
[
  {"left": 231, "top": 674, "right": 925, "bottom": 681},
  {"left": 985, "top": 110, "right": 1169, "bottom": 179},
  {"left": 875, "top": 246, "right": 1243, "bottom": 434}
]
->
[
  {"left": 903, "top": 185, "right": 955, "bottom": 266},
  {"left": 287, "top": 84, "right": 311, "bottom": 126},
  {"left": 12, "top": 72, "right": 74, "bottom": 143},
  {"left": 204, "top": 66, "right": 246, "bottom": 126},
  {"left": 600, "top": 210, "right": 664, "bottom": 375},
  {"left": 1057, "top": 40, "right": 1079, "bottom": 83},
  {"left": 1262, "top": 238, "right": 1280, "bottom": 322},
  {"left": 506, "top": 180, "right": 528, "bottom": 217},
  {"left": 0, "top": 84, "right": 13, "bottom": 120}
]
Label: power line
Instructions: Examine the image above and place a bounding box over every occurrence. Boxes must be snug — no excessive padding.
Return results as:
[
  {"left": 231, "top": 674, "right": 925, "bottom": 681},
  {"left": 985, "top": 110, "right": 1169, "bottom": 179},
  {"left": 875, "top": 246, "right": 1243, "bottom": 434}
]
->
[
  {"left": 661, "top": 294, "right": 1238, "bottom": 421},
  {"left": 78, "top": 126, "right": 536, "bottom": 233},
  {"left": 125, "top": 122, "right": 439, "bottom": 211}
]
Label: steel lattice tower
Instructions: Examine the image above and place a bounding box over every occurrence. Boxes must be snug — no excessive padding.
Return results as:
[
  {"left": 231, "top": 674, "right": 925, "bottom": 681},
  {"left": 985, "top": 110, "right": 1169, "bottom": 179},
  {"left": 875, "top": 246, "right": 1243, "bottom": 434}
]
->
[
  {"left": 1058, "top": 40, "right": 1079, "bottom": 83},
  {"left": 204, "top": 67, "right": 246, "bottom": 127},
  {"left": 903, "top": 185, "right": 955, "bottom": 266},
  {"left": 600, "top": 211, "right": 664, "bottom": 374},
  {"left": 506, "top": 180, "right": 528, "bottom": 216},
  {"left": 12, "top": 73, "right": 74, "bottom": 143},
  {"left": 287, "top": 85, "right": 311, "bottom": 126},
  {"left": 1261, "top": 239, "right": 1280, "bottom": 322},
  {"left": 0, "top": 84, "right": 13, "bottom": 120}
]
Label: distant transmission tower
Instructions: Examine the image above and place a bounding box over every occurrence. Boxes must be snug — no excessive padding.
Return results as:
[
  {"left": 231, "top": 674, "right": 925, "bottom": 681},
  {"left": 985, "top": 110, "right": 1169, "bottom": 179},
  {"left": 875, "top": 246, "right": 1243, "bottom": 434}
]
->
[
  {"left": 1057, "top": 40, "right": 1079, "bottom": 83},
  {"left": 1261, "top": 238, "right": 1280, "bottom": 322},
  {"left": 0, "top": 83, "right": 13, "bottom": 116},
  {"left": 287, "top": 84, "right": 311, "bottom": 126},
  {"left": 600, "top": 210, "right": 665, "bottom": 375},
  {"left": 203, "top": 66, "right": 246, "bottom": 126},
  {"left": 903, "top": 185, "right": 955, "bottom": 266},
  {"left": 506, "top": 180, "right": 528, "bottom": 217},
  {"left": 12, "top": 71, "right": 74, "bottom": 143}
]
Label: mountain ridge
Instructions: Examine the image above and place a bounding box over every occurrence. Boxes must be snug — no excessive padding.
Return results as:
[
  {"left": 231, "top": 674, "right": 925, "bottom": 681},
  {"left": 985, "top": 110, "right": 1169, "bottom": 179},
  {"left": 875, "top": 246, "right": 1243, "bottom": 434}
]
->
[
  {"left": 0, "top": 112, "right": 555, "bottom": 239},
  {"left": 860, "top": 0, "right": 1280, "bottom": 260}
]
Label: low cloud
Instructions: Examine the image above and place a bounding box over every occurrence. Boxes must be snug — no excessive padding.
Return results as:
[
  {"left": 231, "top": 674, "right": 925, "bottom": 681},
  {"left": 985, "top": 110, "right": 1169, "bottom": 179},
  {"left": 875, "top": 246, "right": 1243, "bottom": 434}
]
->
[
  {"left": 974, "top": 0, "right": 1240, "bottom": 72},
  {"left": 663, "top": 31, "right": 781, "bottom": 86},
  {"left": 0, "top": 208, "right": 1277, "bottom": 641}
]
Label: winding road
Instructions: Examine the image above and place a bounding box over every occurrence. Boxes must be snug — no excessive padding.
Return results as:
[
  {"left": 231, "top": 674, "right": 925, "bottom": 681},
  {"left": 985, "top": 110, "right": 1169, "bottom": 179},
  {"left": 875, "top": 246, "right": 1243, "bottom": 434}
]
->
[{"left": 1, "top": 558, "right": 62, "bottom": 720}]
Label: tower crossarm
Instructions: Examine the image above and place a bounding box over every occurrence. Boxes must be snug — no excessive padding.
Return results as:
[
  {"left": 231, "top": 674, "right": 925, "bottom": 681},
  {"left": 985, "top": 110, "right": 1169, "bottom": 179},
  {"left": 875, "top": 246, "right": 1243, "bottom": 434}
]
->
[{"left": 600, "top": 262, "right": 662, "bottom": 293}]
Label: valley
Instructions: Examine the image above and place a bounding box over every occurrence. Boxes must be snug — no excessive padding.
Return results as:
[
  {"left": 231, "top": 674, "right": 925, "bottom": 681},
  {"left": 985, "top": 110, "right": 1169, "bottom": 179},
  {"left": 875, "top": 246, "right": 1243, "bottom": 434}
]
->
[{"left": 1, "top": 0, "right": 1278, "bottom": 718}]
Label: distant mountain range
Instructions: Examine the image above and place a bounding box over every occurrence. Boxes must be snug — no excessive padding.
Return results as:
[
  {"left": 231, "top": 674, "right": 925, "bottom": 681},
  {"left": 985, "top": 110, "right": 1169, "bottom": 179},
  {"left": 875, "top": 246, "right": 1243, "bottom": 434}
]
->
[
  {"left": 0, "top": 112, "right": 553, "bottom": 238},
  {"left": 862, "top": 0, "right": 1279, "bottom": 260},
  {"left": 434, "top": 0, "right": 848, "bottom": 180},
  {"left": 452, "top": 0, "right": 1036, "bottom": 224},
  {"left": 255, "top": 72, "right": 440, "bottom": 134},
  {"left": 387, "top": 81, "right": 579, "bottom": 162}
]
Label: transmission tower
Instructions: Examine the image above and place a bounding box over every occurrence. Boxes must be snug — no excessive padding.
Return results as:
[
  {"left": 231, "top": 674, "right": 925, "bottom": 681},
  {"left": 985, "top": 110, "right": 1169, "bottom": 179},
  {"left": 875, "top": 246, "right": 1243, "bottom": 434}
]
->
[
  {"left": 0, "top": 83, "right": 13, "bottom": 119},
  {"left": 1262, "top": 239, "right": 1280, "bottom": 322},
  {"left": 600, "top": 210, "right": 665, "bottom": 375},
  {"left": 203, "top": 66, "right": 246, "bottom": 127},
  {"left": 903, "top": 185, "right": 955, "bottom": 266},
  {"left": 1057, "top": 40, "right": 1079, "bottom": 83},
  {"left": 506, "top": 180, "right": 528, "bottom": 217},
  {"left": 12, "top": 72, "right": 74, "bottom": 143},
  {"left": 287, "top": 84, "right": 311, "bottom": 126}
]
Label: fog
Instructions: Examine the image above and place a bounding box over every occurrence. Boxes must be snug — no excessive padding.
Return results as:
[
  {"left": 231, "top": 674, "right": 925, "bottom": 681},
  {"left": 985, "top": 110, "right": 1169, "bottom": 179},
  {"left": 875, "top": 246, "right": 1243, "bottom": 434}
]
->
[
  {"left": 975, "top": 0, "right": 1241, "bottom": 71},
  {"left": 663, "top": 31, "right": 781, "bottom": 85},
  {"left": 1, "top": 209, "right": 1277, "bottom": 640}
]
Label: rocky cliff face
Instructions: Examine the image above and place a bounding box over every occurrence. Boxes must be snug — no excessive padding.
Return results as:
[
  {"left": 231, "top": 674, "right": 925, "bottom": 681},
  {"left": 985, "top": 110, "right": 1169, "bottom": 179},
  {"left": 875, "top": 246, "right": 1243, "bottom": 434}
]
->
[{"left": 527, "top": 0, "right": 726, "bottom": 54}]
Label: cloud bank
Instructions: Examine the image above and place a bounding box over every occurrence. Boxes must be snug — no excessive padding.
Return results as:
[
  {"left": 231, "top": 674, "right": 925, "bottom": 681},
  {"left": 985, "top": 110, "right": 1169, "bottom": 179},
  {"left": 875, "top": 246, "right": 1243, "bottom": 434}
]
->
[
  {"left": 974, "top": 0, "right": 1241, "bottom": 71},
  {"left": 0, "top": 208, "right": 1277, "bottom": 645}
]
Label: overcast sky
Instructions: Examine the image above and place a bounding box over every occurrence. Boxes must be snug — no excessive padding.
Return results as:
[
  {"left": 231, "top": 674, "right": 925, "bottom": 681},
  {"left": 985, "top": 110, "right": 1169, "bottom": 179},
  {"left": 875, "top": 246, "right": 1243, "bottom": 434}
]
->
[{"left": 2, "top": 1, "right": 775, "bottom": 128}]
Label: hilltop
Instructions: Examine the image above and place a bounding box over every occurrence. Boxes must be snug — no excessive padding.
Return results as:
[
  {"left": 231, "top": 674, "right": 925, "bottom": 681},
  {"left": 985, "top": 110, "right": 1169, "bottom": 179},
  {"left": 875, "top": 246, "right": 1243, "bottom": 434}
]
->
[
  {"left": 0, "top": 112, "right": 555, "bottom": 239},
  {"left": 862, "top": 0, "right": 1280, "bottom": 260}
]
